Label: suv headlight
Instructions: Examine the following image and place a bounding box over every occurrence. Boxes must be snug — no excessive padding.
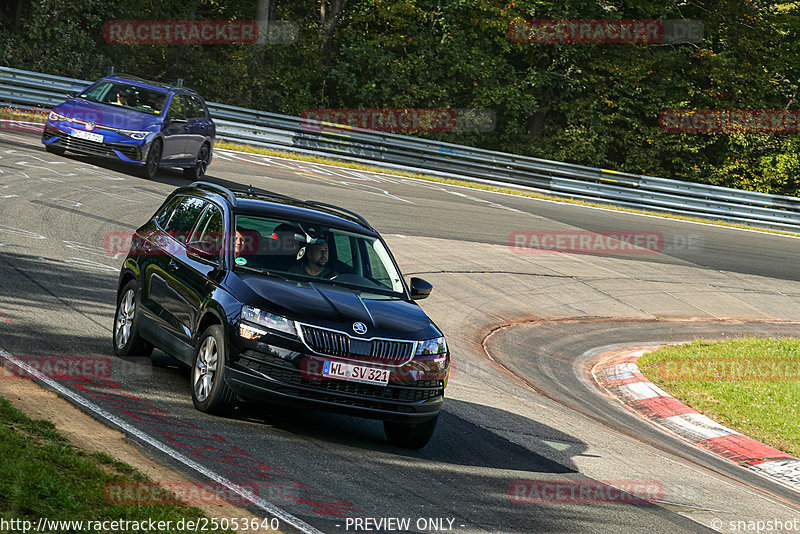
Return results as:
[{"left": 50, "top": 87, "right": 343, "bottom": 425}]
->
[
  {"left": 240, "top": 305, "right": 297, "bottom": 338},
  {"left": 416, "top": 336, "right": 447, "bottom": 356},
  {"left": 118, "top": 129, "right": 149, "bottom": 140},
  {"left": 49, "top": 111, "right": 67, "bottom": 122}
]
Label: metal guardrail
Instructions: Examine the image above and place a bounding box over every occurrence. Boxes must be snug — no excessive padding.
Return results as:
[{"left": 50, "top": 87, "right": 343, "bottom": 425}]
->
[{"left": 2, "top": 65, "right": 800, "bottom": 232}]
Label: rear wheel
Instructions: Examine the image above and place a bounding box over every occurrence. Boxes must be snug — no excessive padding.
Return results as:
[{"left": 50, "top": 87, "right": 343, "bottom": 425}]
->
[
  {"left": 139, "top": 139, "right": 162, "bottom": 179},
  {"left": 45, "top": 144, "right": 65, "bottom": 156},
  {"left": 191, "top": 325, "right": 235, "bottom": 414},
  {"left": 384, "top": 414, "right": 439, "bottom": 449},
  {"left": 113, "top": 281, "right": 153, "bottom": 357},
  {"left": 183, "top": 144, "right": 210, "bottom": 179}
]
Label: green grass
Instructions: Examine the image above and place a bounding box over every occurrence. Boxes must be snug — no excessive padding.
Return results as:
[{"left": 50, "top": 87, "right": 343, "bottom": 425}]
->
[
  {"left": 638, "top": 338, "right": 800, "bottom": 457},
  {"left": 4, "top": 106, "right": 799, "bottom": 238},
  {"left": 0, "top": 396, "right": 233, "bottom": 533}
]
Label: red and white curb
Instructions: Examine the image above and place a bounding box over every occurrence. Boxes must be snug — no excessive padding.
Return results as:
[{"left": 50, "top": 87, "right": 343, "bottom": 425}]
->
[{"left": 593, "top": 346, "right": 800, "bottom": 494}]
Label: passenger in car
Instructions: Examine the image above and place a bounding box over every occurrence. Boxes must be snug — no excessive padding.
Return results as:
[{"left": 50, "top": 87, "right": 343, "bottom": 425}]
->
[
  {"left": 234, "top": 228, "right": 260, "bottom": 258},
  {"left": 114, "top": 90, "right": 129, "bottom": 106},
  {"left": 288, "top": 241, "right": 338, "bottom": 278}
]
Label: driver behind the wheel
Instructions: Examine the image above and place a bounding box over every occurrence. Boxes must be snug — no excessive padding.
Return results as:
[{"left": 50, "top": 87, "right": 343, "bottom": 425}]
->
[{"left": 287, "top": 240, "right": 337, "bottom": 278}]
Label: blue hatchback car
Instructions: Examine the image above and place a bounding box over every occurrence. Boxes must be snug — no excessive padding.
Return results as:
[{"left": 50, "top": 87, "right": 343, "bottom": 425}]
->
[{"left": 41, "top": 75, "right": 215, "bottom": 179}]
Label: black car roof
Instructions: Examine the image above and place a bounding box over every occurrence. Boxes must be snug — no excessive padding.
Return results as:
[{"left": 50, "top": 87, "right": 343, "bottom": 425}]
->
[{"left": 177, "top": 183, "right": 377, "bottom": 235}]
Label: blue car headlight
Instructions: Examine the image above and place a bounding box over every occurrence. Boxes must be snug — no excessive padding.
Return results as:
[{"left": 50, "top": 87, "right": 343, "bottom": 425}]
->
[
  {"left": 117, "top": 129, "right": 149, "bottom": 140},
  {"left": 240, "top": 305, "right": 297, "bottom": 338},
  {"left": 48, "top": 111, "right": 67, "bottom": 122},
  {"left": 416, "top": 336, "right": 448, "bottom": 356}
]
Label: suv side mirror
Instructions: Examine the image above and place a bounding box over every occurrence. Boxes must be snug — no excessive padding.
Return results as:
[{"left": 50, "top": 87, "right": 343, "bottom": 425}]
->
[
  {"left": 187, "top": 240, "right": 220, "bottom": 260},
  {"left": 409, "top": 277, "right": 433, "bottom": 300}
]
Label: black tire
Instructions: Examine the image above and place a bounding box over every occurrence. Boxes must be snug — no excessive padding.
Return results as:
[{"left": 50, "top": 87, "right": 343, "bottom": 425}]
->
[
  {"left": 113, "top": 281, "right": 153, "bottom": 357},
  {"left": 383, "top": 414, "right": 439, "bottom": 449},
  {"left": 191, "top": 324, "right": 235, "bottom": 414},
  {"left": 183, "top": 144, "right": 210, "bottom": 179},
  {"left": 139, "top": 139, "right": 162, "bottom": 179},
  {"left": 45, "top": 143, "right": 65, "bottom": 156}
]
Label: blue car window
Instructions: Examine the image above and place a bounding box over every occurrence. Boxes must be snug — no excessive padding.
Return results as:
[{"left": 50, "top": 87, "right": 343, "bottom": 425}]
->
[{"left": 167, "top": 95, "right": 185, "bottom": 119}]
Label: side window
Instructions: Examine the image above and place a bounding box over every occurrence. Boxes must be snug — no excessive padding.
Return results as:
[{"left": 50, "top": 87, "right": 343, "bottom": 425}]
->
[
  {"left": 190, "top": 205, "right": 223, "bottom": 249},
  {"left": 188, "top": 95, "right": 206, "bottom": 119},
  {"left": 162, "top": 197, "right": 206, "bottom": 243},
  {"left": 333, "top": 234, "right": 354, "bottom": 267},
  {"left": 179, "top": 95, "right": 195, "bottom": 118},
  {"left": 193, "top": 96, "right": 208, "bottom": 119},
  {"left": 155, "top": 196, "right": 183, "bottom": 229},
  {"left": 166, "top": 94, "right": 184, "bottom": 118},
  {"left": 181, "top": 95, "right": 205, "bottom": 119}
]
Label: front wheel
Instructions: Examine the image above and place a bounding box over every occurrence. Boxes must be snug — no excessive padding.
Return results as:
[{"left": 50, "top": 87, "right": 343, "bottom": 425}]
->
[
  {"left": 384, "top": 414, "right": 439, "bottom": 449},
  {"left": 183, "top": 144, "right": 210, "bottom": 179},
  {"left": 139, "top": 139, "right": 162, "bottom": 179},
  {"left": 191, "top": 325, "right": 235, "bottom": 414},
  {"left": 113, "top": 281, "right": 153, "bottom": 357}
]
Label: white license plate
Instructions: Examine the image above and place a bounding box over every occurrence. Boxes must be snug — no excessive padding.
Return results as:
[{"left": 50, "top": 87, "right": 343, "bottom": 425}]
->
[
  {"left": 322, "top": 360, "right": 389, "bottom": 385},
  {"left": 70, "top": 128, "right": 103, "bottom": 143}
]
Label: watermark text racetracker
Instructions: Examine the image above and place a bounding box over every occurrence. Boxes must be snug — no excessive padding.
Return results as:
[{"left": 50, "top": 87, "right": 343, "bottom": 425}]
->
[
  {"left": 103, "top": 20, "right": 297, "bottom": 45},
  {"left": 301, "top": 108, "right": 496, "bottom": 133},
  {"left": 509, "top": 19, "right": 703, "bottom": 44},
  {"left": 649, "top": 358, "right": 800, "bottom": 381},
  {"left": 106, "top": 481, "right": 258, "bottom": 506},
  {"left": 0, "top": 516, "right": 280, "bottom": 533},
  {"left": 509, "top": 230, "right": 702, "bottom": 255},
  {"left": 509, "top": 480, "right": 664, "bottom": 505},
  {"left": 1, "top": 355, "right": 110, "bottom": 380},
  {"left": 660, "top": 109, "right": 800, "bottom": 134}
]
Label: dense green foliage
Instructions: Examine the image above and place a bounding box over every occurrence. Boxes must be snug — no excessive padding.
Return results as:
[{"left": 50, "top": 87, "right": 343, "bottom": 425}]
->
[{"left": 2, "top": 0, "right": 799, "bottom": 194}]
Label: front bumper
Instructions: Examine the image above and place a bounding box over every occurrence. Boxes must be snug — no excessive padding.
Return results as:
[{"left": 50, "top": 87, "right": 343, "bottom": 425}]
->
[
  {"left": 42, "top": 123, "right": 144, "bottom": 163},
  {"left": 227, "top": 341, "right": 448, "bottom": 423}
]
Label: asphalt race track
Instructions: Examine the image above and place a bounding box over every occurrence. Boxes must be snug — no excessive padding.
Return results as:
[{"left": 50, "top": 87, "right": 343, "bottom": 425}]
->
[{"left": 2, "top": 129, "right": 800, "bottom": 533}]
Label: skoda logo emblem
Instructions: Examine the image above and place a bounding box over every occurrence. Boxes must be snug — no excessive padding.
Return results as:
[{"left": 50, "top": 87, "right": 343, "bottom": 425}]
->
[{"left": 352, "top": 322, "right": 367, "bottom": 335}]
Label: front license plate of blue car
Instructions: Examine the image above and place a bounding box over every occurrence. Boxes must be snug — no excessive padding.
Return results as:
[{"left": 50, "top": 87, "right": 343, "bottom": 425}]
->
[
  {"left": 323, "top": 360, "right": 389, "bottom": 385},
  {"left": 70, "top": 128, "right": 103, "bottom": 143}
]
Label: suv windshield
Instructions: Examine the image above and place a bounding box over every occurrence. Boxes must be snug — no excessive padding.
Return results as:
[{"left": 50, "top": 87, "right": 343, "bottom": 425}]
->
[
  {"left": 78, "top": 80, "right": 168, "bottom": 115},
  {"left": 233, "top": 215, "right": 405, "bottom": 296}
]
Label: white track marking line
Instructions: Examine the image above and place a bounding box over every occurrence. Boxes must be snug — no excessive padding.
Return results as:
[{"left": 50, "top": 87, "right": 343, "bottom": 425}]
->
[
  {"left": 0, "top": 225, "right": 46, "bottom": 240},
  {"left": 16, "top": 161, "right": 76, "bottom": 176}
]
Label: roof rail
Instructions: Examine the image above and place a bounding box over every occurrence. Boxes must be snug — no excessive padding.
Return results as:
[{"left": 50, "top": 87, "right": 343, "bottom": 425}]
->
[
  {"left": 189, "top": 181, "right": 237, "bottom": 206},
  {"left": 107, "top": 73, "right": 192, "bottom": 91},
  {"left": 304, "top": 200, "right": 372, "bottom": 229}
]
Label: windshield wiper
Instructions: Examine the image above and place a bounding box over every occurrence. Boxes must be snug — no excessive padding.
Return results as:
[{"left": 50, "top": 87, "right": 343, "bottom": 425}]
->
[
  {"left": 235, "top": 264, "right": 295, "bottom": 282},
  {"left": 235, "top": 264, "right": 272, "bottom": 276}
]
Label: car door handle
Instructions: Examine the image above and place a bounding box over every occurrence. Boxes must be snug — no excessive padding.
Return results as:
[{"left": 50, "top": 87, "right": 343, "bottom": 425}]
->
[{"left": 168, "top": 259, "right": 179, "bottom": 270}]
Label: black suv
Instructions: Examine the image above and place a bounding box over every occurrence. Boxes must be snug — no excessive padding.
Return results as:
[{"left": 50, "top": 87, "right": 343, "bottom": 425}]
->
[{"left": 113, "top": 182, "right": 449, "bottom": 448}]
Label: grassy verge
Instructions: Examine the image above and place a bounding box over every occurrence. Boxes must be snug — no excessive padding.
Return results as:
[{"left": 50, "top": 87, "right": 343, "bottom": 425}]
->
[
  {"left": 0, "top": 106, "right": 47, "bottom": 122},
  {"left": 4, "top": 106, "right": 798, "bottom": 238},
  {"left": 0, "top": 396, "right": 233, "bottom": 533},
  {"left": 637, "top": 338, "right": 800, "bottom": 457}
]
